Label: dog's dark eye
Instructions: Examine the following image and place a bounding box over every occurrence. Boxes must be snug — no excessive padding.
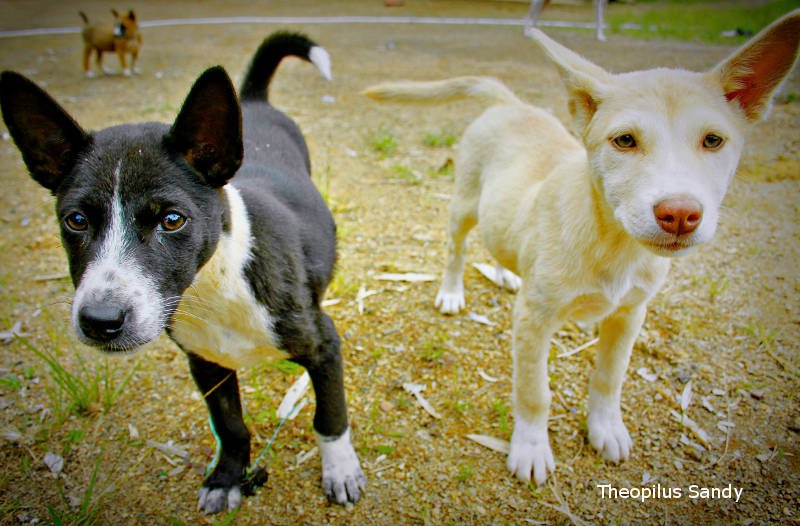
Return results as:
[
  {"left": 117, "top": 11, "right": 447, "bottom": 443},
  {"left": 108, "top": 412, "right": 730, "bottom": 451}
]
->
[
  {"left": 65, "top": 212, "right": 88, "bottom": 232},
  {"left": 612, "top": 134, "right": 637, "bottom": 150},
  {"left": 160, "top": 212, "right": 187, "bottom": 232},
  {"left": 702, "top": 133, "right": 724, "bottom": 150}
]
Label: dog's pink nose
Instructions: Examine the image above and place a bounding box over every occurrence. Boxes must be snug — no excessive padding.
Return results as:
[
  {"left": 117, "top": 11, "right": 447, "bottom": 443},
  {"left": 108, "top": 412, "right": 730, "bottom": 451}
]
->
[{"left": 653, "top": 197, "right": 703, "bottom": 236}]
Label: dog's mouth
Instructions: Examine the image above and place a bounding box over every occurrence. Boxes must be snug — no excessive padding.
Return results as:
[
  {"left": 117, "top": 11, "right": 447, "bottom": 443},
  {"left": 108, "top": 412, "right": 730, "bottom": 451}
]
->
[
  {"left": 642, "top": 238, "right": 697, "bottom": 256},
  {"left": 75, "top": 327, "right": 156, "bottom": 355},
  {"left": 73, "top": 302, "right": 166, "bottom": 354}
]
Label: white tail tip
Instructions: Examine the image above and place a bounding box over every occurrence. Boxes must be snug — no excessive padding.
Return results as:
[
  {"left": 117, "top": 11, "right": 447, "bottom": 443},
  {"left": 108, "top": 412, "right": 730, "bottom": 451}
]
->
[{"left": 309, "top": 46, "right": 333, "bottom": 81}]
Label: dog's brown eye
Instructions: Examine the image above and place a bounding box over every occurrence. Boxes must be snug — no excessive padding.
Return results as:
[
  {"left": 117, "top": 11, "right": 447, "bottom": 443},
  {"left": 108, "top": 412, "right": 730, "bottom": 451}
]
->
[
  {"left": 702, "top": 133, "right": 724, "bottom": 150},
  {"left": 612, "top": 134, "right": 637, "bottom": 150},
  {"left": 160, "top": 212, "right": 187, "bottom": 232},
  {"left": 65, "top": 212, "right": 88, "bottom": 232}
]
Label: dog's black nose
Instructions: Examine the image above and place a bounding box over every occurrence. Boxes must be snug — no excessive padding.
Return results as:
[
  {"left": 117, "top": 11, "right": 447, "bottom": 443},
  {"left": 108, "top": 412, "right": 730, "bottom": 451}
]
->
[{"left": 78, "top": 305, "right": 127, "bottom": 342}]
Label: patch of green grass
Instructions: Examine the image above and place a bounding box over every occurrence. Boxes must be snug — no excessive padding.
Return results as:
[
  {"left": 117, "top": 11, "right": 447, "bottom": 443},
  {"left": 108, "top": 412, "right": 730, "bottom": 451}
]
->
[
  {"left": 422, "top": 131, "right": 456, "bottom": 148},
  {"left": 368, "top": 128, "right": 398, "bottom": 157},
  {"left": 456, "top": 463, "right": 474, "bottom": 483},
  {"left": 608, "top": 0, "right": 799, "bottom": 44},
  {"left": 493, "top": 399, "right": 511, "bottom": 435},
  {"left": 19, "top": 338, "right": 138, "bottom": 420},
  {"left": 315, "top": 164, "right": 332, "bottom": 206},
  {"left": 388, "top": 164, "right": 421, "bottom": 185},
  {"left": 0, "top": 373, "right": 22, "bottom": 391},
  {"left": 64, "top": 429, "right": 86, "bottom": 454},
  {"left": 45, "top": 457, "right": 103, "bottom": 526},
  {"left": 454, "top": 398, "right": 473, "bottom": 414},
  {"left": 706, "top": 276, "right": 728, "bottom": 304},
  {"left": 327, "top": 271, "right": 360, "bottom": 299},
  {"left": 375, "top": 444, "right": 395, "bottom": 455},
  {"left": 741, "top": 323, "right": 778, "bottom": 347},
  {"left": 272, "top": 359, "right": 303, "bottom": 376}
]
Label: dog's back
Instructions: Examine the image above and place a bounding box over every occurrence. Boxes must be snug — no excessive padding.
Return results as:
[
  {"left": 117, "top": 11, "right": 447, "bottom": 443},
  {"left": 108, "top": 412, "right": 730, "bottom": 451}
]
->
[{"left": 232, "top": 32, "right": 335, "bottom": 304}]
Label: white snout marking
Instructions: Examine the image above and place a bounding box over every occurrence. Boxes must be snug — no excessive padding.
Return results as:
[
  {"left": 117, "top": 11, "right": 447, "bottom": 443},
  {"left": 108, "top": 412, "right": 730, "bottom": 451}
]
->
[
  {"left": 309, "top": 45, "right": 332, "bottom": 81},
  {"left": 71, "top": 160, "right": 162, "bottom": 348}
]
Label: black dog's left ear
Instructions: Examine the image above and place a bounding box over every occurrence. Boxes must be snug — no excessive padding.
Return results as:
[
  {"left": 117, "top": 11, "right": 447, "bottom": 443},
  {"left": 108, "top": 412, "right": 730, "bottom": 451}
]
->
[
  {"left": 165, "top": 66, "right": 243, "bottom": 188},
  {"left": 0, "top": 71, "right": 90, "bottom": 193}
]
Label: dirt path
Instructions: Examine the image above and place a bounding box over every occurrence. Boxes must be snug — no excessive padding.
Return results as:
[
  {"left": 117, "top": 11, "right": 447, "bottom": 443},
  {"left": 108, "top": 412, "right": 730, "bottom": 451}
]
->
[{"left": 1, "top": 1, "right": 799, "bottom": 524}]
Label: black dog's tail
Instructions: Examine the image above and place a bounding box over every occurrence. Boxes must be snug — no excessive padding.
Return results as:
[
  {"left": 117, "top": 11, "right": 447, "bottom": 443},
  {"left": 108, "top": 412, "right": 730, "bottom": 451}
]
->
[
  {"left": 79, "top": 11, "right": 89, "bottom": 24},
  {"left": 239, "top": 31, "right": 332, "bottom": 102}
]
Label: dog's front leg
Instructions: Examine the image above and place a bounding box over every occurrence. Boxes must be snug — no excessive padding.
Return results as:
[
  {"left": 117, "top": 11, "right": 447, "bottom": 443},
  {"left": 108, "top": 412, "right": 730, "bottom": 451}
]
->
[
  {"left": 506, "top": 291, "right": 559, "bottom": 485},
  {"left": 586, "top": 304, "right": 646, "bottom": 463},
  {"left": 294, "top": 313, "right": 366, "bottom": 504},
  {"left": 187, "top": 354, "right": 250, "bottom": 514},
  {"left": 116, "top": 49, "right": 131, "bottom": 76}
]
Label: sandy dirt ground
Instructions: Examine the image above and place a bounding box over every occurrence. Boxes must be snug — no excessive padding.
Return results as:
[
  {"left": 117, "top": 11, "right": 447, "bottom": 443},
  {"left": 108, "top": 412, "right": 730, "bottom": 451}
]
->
[{"left": 1, "top": 1, "right": 799, "bottom": 524}]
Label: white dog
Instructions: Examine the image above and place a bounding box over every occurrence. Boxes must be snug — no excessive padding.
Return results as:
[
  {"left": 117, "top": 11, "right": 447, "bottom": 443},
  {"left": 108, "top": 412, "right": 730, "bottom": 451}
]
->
[{"left": 364, "top": 10, "right": 800, "bottom": 485}]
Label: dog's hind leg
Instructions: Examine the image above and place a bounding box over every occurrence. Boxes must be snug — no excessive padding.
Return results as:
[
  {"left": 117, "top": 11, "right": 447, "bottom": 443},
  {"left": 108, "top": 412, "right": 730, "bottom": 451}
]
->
[
  {"left": 82, "top": 46, "right": 95, "bottom": 78},
  {"left": 494, "top": 264, "right": 522, "bottom": 292},
  {"left": 95, "top": 50, "right": 112, "bottom": 75},
  {"left": 506, "top": 290, "right": 559, "bottom": 485},
  {"left": 435, "top": 196, "right": 478, "bottom": 314},
  {"left": 187, "top": 354, "right": 250, "bottom": 514},
  {"left": 292, "top": 312, "right": 365, "bottom": 504},
  {"left": 586, "top": 304, "right": 645, "bottom": 463}
]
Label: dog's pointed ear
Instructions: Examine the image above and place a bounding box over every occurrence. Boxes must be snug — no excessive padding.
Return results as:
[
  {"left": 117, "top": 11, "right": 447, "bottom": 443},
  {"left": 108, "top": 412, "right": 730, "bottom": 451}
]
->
[
  {"left": 127, "top": 10, "right": 136, "bottom": 21},
  {"left": 528, "top": 29, "right": 612, "bottom": 132},
  {"left": 0, "top": 71, "right": 90, "bottom": 192},
  {"left": 710, "top": 9, "right": 800, "bottom": 122},
  {"left": 165, "top": 66, "right": 243, "bottom": 188}
]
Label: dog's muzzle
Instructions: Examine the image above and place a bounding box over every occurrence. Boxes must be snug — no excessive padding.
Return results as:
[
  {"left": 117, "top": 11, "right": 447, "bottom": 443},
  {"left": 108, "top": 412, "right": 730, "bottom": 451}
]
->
[{"left": 78, "top": 304, "right": 127, "bottom": 342}]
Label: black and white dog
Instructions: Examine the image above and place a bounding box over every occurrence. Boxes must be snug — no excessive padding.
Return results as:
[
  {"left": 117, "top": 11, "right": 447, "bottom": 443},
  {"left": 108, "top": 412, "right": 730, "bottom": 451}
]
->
[{"left": 0, "top": 32, "right": 365, "bottom": 514}]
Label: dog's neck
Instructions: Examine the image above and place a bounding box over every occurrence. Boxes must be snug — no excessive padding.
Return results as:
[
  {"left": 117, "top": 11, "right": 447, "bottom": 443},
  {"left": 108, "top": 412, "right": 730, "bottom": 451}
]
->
[{"left": 585, "top": 166, "right": 657, "bottom": 265}]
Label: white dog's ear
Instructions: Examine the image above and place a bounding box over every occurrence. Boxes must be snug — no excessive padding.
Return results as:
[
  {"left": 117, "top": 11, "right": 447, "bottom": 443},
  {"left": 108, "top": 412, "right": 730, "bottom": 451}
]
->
[
  {"left": 710, "top": 9, "right": 800, "bottom": 122},
  {"left": 529, "top": 28, "right": 611, "bottom": 131}
]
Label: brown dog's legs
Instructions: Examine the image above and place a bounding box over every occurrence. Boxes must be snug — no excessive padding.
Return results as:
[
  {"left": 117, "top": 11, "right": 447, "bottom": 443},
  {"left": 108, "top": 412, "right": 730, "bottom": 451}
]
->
[
  {"left": 82, "top": 46, "right": 94, "bottom": 77},
  {"left": 116, "top": 48, "right": 131, "bottom": 76}
]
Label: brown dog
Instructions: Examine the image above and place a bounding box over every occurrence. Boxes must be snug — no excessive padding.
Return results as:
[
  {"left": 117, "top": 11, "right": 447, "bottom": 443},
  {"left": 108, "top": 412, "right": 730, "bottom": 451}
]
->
[{"left": 79, "top": 9, "right": 142, "bottom": 78}]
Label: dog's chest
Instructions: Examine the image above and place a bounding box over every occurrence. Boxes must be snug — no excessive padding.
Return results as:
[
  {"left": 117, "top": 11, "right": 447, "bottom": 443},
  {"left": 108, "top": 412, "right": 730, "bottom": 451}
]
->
[
  {"left": 170, "top": 186, "right": 288, "bottom": 370},
  {"left": 568, "top": 258, "right": 669, "bottom": 322}
]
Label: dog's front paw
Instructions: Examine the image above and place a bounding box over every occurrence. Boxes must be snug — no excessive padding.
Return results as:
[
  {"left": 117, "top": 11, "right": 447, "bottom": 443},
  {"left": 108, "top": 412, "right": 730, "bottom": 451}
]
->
[
  {"left": 318, "top": 428, "right": 366, "bottom": 504},
  {"left": 587, "top": 408, "right": 632, "bottom": 463},
  {"left": 506, "top": 419, "right": 554, "bottom": 485},
  {"left": 435, "top": 286, "right": 465, "bottom": 314},
  {"left": 197, "top": 485, "right": 242, "bottom": 515}
]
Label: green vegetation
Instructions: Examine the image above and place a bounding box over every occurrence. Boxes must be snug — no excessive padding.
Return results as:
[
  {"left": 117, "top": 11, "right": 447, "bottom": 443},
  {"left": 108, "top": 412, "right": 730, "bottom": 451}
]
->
[{"left": 608, "top": 0, "right": 800, "bottom": 44}]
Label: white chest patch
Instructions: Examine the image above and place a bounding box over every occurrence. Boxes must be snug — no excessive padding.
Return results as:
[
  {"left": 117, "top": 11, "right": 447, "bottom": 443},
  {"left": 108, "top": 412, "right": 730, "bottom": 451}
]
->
[{"left": 170, "top": 185, "right": 288, "bottom": 370}]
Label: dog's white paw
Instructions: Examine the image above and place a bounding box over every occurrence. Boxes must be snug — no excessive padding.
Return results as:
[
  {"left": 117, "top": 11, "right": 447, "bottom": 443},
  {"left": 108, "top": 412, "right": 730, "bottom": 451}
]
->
[
  {"left": 435, "top": 286, "right": 465, "bottom": 314},
  {"left": 495, "top": 265, "right": 522, "bottom": 292},
  {"left": 197, "top": 485, "right": 241, "bottom": 515},
  {"left": 318, "top": 428, "right": 366, "bottom": 504},
  {"left": 123, "top": 68, "right": 132, "bottom": 77},
  {"left": 85, "top": 70, "right": 97, "bottom": 79},
  {"left": 506, "top": 419, "right": 554, "bottom": 485},
  {"left": 587, "top": 407, "right": 633, "bottom": 463}
]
